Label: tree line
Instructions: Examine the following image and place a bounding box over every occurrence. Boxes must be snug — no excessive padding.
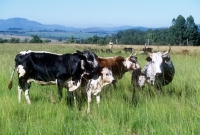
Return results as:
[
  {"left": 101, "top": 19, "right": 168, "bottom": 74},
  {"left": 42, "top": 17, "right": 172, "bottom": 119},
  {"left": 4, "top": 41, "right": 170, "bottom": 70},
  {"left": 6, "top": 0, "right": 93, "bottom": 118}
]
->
[
  {"left": 0, "top": 35, "right": 51, "bottom": 43},
  {"left": 81, "top": 15, "right": 200, "bottom": 46}
]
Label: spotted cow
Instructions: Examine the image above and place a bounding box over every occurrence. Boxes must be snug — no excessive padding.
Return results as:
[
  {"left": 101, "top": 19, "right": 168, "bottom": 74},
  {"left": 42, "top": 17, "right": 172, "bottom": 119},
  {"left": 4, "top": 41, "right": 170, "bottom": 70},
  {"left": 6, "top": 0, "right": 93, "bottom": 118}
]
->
[{"left": 86, "top": 68, "right": 115, "bottom": 113}]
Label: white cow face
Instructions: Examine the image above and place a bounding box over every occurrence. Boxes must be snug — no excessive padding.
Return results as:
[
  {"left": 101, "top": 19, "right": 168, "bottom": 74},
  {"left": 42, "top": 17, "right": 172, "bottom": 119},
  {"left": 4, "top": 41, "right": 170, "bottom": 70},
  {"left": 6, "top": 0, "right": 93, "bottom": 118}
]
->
[
  {"left": 101, "top": 67, "right": 115, "bottom": 86},
  {"left": 145, "top": 52, "right": 163, "bottom": 85},
  {"left": 124, "top": 54, "right": 140, "bottom": 70}
]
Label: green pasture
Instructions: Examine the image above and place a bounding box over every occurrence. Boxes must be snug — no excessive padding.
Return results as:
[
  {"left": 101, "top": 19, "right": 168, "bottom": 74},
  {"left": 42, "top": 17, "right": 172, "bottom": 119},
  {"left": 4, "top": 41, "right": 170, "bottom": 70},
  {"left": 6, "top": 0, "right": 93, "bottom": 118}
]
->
[{"left": 0, "top": 44, "right": 200, "bottom": 135}]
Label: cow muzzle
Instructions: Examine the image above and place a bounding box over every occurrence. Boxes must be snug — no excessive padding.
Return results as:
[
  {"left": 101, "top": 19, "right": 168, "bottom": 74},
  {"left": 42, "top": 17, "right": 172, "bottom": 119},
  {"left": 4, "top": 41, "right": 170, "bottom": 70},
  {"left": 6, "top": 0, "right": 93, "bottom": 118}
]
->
[
  {"left": 150, "top": 80, "right": 154, "bottom": 86},
  {"left": 156, "top": 73, "right": 162, "bottom": 77},
  {"left": 112, "top": 79, "right": 117, "bottom": 84}
]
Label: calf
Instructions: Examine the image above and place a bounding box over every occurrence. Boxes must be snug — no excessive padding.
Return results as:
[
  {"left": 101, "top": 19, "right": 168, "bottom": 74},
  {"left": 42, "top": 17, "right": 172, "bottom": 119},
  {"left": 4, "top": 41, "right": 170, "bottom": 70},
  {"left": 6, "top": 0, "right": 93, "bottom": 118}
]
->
[
  {"left": 8, "top": 50, "right": 99, "bottom": 104},
  {"left": 86, "top": 68, "right": 115, "bottom": 113}
]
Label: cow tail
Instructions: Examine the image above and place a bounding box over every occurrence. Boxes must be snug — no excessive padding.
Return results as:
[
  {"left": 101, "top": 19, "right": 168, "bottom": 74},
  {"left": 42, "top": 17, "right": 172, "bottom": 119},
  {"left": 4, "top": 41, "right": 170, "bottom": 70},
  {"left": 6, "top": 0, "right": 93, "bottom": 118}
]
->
[{"left": 8, "top": 64, "right": 16, "bottom": 90}]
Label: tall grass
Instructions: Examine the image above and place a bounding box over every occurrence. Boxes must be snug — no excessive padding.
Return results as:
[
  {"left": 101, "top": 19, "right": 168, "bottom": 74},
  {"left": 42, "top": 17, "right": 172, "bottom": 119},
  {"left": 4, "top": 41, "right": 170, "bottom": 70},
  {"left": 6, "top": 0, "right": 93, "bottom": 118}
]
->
[{"left": 0, "top": 44, "right": 200, "bottom": 135}]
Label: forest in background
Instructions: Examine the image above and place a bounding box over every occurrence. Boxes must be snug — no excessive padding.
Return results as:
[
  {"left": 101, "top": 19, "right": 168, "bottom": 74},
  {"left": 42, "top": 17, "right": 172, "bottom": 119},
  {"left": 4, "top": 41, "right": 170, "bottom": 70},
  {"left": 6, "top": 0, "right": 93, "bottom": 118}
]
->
[{"left": 82, "top": 15, "right": 200, "bottom": 46}]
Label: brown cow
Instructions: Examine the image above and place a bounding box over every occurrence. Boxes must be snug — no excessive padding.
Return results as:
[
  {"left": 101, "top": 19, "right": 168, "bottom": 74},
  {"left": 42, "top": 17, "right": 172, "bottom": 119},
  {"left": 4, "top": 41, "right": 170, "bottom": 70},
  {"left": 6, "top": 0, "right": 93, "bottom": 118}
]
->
[{"left": 96, "top": 54, "right": 139, "bottom": 80}]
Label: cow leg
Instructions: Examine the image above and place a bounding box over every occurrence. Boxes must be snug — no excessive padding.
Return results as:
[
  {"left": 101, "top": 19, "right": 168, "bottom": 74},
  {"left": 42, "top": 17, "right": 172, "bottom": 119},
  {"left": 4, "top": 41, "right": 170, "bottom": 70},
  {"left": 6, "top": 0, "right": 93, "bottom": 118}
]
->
[
  {"left": 73, "top": 91, "right": 77, "bottom": 106},
  {"left": 57, "top": 80, "right": 63, "bottom": 100},
  {"left": 132, "top": 87, "right": 139, "bottom": 106},
  {"left": 18, "top": 86, "right": 22, "bottom": 103},
  {"left": 96, "top": 93, "right": 100, "bottom": 107},
  {"left": 24, "top": 83, "right": 31, "bottom": 104},
  {"left": 87, "top": 90, "right": 92, "bottom": 113},
  {"left": 67, "top": 90, "right": 73, "bottom": 106},
  {"left": 18, "top": 78, "right": 31, "bottom": 104},
  {"left": 24, "top": 88, "right": 31, "bottom": 104}
]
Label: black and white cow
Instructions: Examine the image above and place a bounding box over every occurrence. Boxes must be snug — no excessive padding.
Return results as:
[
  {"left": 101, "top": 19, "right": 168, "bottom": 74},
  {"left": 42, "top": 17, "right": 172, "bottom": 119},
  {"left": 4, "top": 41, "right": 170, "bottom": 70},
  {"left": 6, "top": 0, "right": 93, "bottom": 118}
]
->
[
  {"left": 8, "top": 50, "right": 99, "bottom": 104},
  {"left": 132, "top": 46, "right": 175, "bottom": 89},
  {"left": 68, "top": 67, "right": 115, "bottom": 113}
]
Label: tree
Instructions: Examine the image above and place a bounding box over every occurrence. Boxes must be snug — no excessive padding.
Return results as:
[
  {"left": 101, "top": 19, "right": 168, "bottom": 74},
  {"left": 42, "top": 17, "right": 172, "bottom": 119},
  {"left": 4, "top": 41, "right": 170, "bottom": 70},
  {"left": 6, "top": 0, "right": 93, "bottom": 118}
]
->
[
  {"left": 0, "top": 38, "right": 8, "bottom": 43},
  {"left": 10, "top": 37, "right": 20, "bottom": 43},
  {"left": 29, "top": 35, "right": 43, "bottom": 43},
  {"left": 169, "top": 15, "right": 187, "bottom": 45},
  {"left": 97, "top": 38, "right": 107, "bottom": 45},
  {"left": 92, "top": 34, "right": 99, "bottom": 44},
  {"left": 168, "top": 15, "right": 199, "bottom": 46},
  {"left": 23, "top": 38, "right": 29, "bottom": 43},
  {"left": 185, "top": 15, "right": 199, "bottom": 45},
  {"left": 43, "top": 39, "right": 51, "bottom": 43},
  {"left": 68, "top": 36, "right": 75, "bottom": 43}
]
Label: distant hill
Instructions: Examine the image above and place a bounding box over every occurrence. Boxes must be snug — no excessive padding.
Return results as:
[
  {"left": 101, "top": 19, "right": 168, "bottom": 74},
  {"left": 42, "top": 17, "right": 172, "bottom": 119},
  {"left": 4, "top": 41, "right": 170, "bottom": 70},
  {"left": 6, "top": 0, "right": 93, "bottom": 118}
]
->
[
  {"left": 0, "top": 18, "right": 150, "bottom": 33},
  {"left": 81, "top": 26, "right": 149, "bottom": 33},
  {"left": 0, "top": 18, "right": 77, "bottom": 31}
]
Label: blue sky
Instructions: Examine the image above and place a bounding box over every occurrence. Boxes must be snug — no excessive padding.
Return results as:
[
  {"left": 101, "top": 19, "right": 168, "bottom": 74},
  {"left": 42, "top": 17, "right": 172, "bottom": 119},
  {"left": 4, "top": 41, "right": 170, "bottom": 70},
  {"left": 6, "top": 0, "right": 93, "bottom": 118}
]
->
[{"left": 1, "top": 0, "right": 200, "bottom": 28}]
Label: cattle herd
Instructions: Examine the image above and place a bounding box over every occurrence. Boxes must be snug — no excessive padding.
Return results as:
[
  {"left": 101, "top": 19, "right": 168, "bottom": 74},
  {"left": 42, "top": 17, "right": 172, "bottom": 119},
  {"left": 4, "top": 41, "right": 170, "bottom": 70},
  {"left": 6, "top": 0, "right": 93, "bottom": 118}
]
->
[{"left": 8, "top": 46, "right": 175, "bottom": 113}]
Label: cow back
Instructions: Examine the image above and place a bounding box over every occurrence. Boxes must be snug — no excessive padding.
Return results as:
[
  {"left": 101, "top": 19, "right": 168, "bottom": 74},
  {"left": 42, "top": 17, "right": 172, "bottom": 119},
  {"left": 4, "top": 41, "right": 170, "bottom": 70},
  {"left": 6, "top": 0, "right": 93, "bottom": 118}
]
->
[{"left": 97, "top": 56, "right": 126, "bottom": 79}]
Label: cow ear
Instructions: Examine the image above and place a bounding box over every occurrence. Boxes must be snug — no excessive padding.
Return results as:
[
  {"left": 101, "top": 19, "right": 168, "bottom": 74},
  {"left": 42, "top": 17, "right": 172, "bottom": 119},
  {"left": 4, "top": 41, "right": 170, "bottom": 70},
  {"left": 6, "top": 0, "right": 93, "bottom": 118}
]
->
[
  {"left": 101, "top": 67, "right": 105, "bottom": 74},
  {"left": 146, "top": 56, "right": 152, "bottom": 62},
  {"left": 77, "top": 50, "right": 86, "bottom": 59},
  {"left": 76, "top": 50, "right": 83, "bottom": 55}
]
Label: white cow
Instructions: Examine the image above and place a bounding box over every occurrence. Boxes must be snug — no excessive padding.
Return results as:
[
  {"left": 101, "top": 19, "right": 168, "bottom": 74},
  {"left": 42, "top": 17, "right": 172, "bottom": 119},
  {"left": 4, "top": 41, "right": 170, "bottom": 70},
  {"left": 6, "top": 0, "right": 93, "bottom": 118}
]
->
[
  {"left": 143, "top": 51, "right": 163, "bottom": 85},
  {"left": 86, "top": 67, "right": 115, "bottom": 113},
  {"left": 139, "top": 46, "right": 175, "bottom": 88}
]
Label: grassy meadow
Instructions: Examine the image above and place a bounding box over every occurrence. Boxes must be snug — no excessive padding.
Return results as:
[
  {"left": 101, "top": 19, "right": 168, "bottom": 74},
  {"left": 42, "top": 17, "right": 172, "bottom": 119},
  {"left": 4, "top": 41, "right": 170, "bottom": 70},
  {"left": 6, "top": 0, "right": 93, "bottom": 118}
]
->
[{"left": 0, "top": 43, "right": 200, "bottom": 135}]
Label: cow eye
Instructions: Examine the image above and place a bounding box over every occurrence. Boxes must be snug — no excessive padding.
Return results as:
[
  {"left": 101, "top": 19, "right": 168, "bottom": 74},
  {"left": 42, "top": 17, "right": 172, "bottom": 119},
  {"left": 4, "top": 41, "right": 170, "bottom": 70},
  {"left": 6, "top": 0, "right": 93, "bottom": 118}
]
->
[
  {"left": 106, "top": 73, "right": 109, "bottom": 76},
  {"left": 88, "top": 57, "right": 93, "bottom": 61}
]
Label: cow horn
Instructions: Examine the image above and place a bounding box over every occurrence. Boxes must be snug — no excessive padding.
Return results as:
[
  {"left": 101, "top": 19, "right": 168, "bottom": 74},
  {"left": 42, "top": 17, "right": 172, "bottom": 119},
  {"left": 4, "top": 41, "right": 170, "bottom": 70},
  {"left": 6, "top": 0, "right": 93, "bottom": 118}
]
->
[
  {"left": 129, "top": 53, "right": 133, "bottom": 57},
  {"left": 163, "top": 46, "right": 171, "bottom": 55},
  {"left": 148, "top": 52, "right": 152, "bottom": 56}
]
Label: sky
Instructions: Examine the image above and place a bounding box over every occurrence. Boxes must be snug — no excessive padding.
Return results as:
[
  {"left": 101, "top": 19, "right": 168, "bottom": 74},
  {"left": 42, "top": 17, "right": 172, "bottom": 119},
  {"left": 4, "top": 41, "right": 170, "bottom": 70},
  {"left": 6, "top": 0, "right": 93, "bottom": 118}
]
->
[{"left": 1, "top": 0, "right": 200, "bottom": 28}]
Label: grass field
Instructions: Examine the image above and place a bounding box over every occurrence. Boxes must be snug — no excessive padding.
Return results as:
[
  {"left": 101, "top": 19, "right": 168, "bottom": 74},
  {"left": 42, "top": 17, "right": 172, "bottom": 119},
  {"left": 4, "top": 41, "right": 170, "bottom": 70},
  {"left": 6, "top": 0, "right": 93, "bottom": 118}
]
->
[{"left": 0, "top": 43, "right": 200, "bottom": 135}]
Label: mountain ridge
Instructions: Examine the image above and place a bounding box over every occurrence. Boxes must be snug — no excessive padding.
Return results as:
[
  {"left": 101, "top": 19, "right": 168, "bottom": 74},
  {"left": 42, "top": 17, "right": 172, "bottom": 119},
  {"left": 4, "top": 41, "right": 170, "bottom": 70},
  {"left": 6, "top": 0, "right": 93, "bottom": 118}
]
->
[{"left": 0, "top": 17, "right": 154, "bottom": 33}]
